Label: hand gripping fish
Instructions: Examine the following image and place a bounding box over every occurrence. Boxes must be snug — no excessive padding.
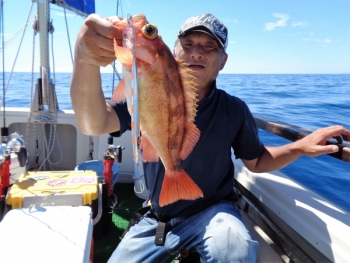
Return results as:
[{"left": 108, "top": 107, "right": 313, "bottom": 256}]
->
[{"left": 111, "top": 14, "right": 203, "bottom": 207}]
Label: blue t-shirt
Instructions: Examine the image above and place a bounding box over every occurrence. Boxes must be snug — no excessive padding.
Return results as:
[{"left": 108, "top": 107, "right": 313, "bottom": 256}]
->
[{"left": 109, "top": 83, "right": 264, "bottom": 217}]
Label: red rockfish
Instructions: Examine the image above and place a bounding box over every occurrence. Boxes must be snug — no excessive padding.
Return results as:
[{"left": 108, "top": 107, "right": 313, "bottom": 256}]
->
[{"left": 111, "top": 14, "right": 203, "bottom": 207}]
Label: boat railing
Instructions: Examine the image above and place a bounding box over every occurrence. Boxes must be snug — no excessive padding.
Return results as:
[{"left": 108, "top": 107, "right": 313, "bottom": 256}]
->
[{"left": 253, "top": 113, "right": 350, "bottom": 164}]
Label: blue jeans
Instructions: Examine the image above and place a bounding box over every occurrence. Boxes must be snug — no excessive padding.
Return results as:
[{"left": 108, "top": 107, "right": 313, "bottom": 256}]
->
[{"left": 107, "top": 200, "right": 258, "bottom": 263}]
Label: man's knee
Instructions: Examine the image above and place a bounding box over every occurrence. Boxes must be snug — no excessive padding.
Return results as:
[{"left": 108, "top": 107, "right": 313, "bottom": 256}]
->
[{"left": 203, "top": 226, "right": 259, "bottom": 262}]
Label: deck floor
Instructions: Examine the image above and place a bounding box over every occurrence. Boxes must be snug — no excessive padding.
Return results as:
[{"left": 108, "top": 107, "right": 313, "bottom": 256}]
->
[{"left": 240, "top": 209, "right": 283, "bottom": 263}]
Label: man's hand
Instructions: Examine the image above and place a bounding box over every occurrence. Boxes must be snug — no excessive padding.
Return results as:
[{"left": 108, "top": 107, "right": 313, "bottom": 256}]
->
[
  {"left": 295, "top": 125, "right": 350, "bottom": 157},
  {"left": 243, "top": 125, "right": 350, "bottom": 173},
  {"left": 74, "top": 14, "right": 123, "bottom": 67},
  {"left": 70, "top": 15, "right": 123, "bottom": 136}
]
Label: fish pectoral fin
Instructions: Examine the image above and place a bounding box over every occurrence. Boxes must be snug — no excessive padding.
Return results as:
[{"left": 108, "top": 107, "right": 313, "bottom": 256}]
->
[
  {"left": 180, "top": 122, "right": 200, "bottom": 160},
  {"left": 159, "top": 169, "right": 203, "bottom": 207},
  {"left": 111, "top": 78, "right": 127, "bottom": 103},
  {"left": 114, "top": 39, "right": 133, "bottom": 67},
  {"left": 140, "top": 136, "right": 159, "bottom": 162}
]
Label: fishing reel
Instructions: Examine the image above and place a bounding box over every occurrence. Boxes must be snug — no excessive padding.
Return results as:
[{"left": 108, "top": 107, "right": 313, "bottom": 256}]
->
[
  {"left": 0, "top": 132, "right": 27, "bottom": 167},
  {"left": 102, "top": 136, "right": 124, "bottom": 197},
  {"left": 104, "top": 136, "right": 124, "bottom": 163},
  {"left": 104, "top": 145, "right": 124, "bottom": 163},
  {"left": 0, "top": 132, "right": 27, "bottom": 208}
]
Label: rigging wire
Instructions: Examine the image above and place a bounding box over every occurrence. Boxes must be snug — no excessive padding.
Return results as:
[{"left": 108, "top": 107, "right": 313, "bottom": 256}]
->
[
  {"left": 63, "top": 6, "right": 74, "bottom": 64},
  {"left": 0, "top": 14, "right": 36, "bottom": 53},
  {"left": 0, "top": 2, "right": 34, "bottom": 108}
]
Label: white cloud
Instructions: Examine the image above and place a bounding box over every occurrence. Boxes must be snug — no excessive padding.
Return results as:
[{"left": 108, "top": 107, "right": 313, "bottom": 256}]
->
[
  {"left": 292, "top": 21, "right": 308, "bottom": 27},
  {"left": 302, "top": 38, "right": 332, "bottom": 44},
  {"left": 264, "top": 13, "right": 290, "bottom": 31}
]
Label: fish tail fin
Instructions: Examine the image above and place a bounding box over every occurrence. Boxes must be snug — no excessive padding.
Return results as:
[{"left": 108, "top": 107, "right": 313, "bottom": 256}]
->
[
  {"left": 159, "top": 169, "right": 203, "bottom": 207},
  {"left": 111, "top": 78, "right": 126, "bottom": 103}
]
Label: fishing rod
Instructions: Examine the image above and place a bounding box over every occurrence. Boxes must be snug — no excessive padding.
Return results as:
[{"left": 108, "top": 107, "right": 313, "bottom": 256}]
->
[{"left": 0, "top": 0, "right": 8, "bottom": 144}]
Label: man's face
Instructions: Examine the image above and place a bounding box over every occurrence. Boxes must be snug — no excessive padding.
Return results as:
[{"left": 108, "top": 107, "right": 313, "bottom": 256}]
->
[{"left": 174, "top": 31, "right": 228, "bottom": 90}]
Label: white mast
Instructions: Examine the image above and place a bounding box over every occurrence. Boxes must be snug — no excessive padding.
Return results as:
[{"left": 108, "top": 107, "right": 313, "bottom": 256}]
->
[{"left": 32, "top": 0, "right": 57, "bottom": 112}]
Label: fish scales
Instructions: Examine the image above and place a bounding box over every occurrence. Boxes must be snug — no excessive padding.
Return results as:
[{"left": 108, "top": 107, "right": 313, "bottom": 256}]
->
[{"left": 111, "top": 14, "right": 203, "bottom": 206}]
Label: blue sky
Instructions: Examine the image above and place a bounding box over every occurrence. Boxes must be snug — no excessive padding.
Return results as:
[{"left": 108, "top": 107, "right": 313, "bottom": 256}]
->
[{"left": 2, "top": 0, "right": 350, "bottom": 74}]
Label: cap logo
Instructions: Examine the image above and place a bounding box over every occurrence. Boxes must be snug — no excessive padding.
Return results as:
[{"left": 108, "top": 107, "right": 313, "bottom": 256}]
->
[{"left": 213, "top": 21, "right": 227, "bottom": 41}]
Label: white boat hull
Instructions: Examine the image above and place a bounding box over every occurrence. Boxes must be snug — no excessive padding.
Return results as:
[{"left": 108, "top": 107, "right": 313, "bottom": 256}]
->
[{"left": 2, "top": 107, "right": 349, "bottom": 262}]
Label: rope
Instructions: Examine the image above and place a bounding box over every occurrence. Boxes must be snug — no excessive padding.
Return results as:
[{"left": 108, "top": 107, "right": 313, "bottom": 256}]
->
[
  {"left": 25, "top": 5, "right": 63, "bottom": 171},
  {"left": 33, "top": 113, "right": 63, "bottom": 171},
  {"left": 47, "top": 22, "right": 63, "bottom": 168}
]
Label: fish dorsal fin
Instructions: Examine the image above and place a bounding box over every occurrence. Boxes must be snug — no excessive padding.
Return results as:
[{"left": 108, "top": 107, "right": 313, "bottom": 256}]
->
[
  {"left": 177, "top": 60, "right": 198, "bottom": 123},
  {"left": 140, "top": 135, "right": 159, "bottom": 162},
  {"left": 111, "top": 78, "right": 126, "bottom": 103},
  {"left": 114, "top": 39, "right": 133, "bottom": 67},
  {"left": 177, "top": 60, "right": 200, "bottom": 159}
]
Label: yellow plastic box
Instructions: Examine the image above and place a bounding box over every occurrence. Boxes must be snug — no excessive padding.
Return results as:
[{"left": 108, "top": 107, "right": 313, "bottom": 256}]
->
[{"left": 6, "top": 170, "right": 98, "bottom": 209}]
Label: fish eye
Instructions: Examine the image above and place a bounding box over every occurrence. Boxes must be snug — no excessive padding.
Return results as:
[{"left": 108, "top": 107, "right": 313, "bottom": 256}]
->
[{"left": 142, "top": 23, "right": 158, "bottom": 40}]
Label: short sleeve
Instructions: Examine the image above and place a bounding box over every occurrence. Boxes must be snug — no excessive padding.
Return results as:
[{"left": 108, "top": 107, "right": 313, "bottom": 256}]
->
[
  {"left": 106, "top": 100, "right": 131, "bottom": 137},
  {"left": 232, "top": 103, "right": 264, "bottom": 160}
]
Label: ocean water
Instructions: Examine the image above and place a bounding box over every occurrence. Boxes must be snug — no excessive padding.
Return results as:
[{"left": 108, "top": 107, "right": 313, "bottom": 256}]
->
[{"left": 1, "top": 72, "right": 350, "bottom": 212}]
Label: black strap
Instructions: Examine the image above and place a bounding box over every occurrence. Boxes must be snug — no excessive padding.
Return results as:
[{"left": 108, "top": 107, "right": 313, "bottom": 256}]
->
[
  {"left": 122, "top": 206, "right": 151, "bottom": 237},
  {"left": 155, "top": 221, "right": 167, "bottom": 245},
  {"left": 122, "top": 205, "right": 171, "bottom": 246}
]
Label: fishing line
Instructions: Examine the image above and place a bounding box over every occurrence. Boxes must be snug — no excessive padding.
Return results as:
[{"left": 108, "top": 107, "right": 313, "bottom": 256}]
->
[
  {"left": 111, "top": 0, "right": 123, "bottom": 96},
  {"left": 127, "top": 14, "right": 145, "bottom": 194},
  {"left": 125, "top": 0, "right": 132, "bottom": 13}
]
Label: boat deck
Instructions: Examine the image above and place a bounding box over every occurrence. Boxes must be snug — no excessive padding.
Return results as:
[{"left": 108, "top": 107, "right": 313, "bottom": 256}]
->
[{"left": 241, "top": 209, "right": 284, "bottom": 263}]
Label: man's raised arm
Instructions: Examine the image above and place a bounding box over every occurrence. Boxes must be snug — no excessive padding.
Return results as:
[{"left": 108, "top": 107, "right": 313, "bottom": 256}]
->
[{"left": 70, "top": 15, "right": 122, "bottom": 135}]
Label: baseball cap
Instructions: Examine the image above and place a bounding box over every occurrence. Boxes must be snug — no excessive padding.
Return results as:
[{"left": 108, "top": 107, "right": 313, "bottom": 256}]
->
[{"left": 177, "top": 13, "right": 228, "bottom": 50}]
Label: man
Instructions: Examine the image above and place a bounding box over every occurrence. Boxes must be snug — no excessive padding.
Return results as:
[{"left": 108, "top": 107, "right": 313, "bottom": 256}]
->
[{"left": 71, "top": 13, "right": 350, "bottom": 263}]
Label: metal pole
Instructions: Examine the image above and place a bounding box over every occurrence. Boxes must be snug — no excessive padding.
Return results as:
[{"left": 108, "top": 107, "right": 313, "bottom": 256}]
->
[{"left": 36, "top": 0, "right": 50, "bottom": 110}]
